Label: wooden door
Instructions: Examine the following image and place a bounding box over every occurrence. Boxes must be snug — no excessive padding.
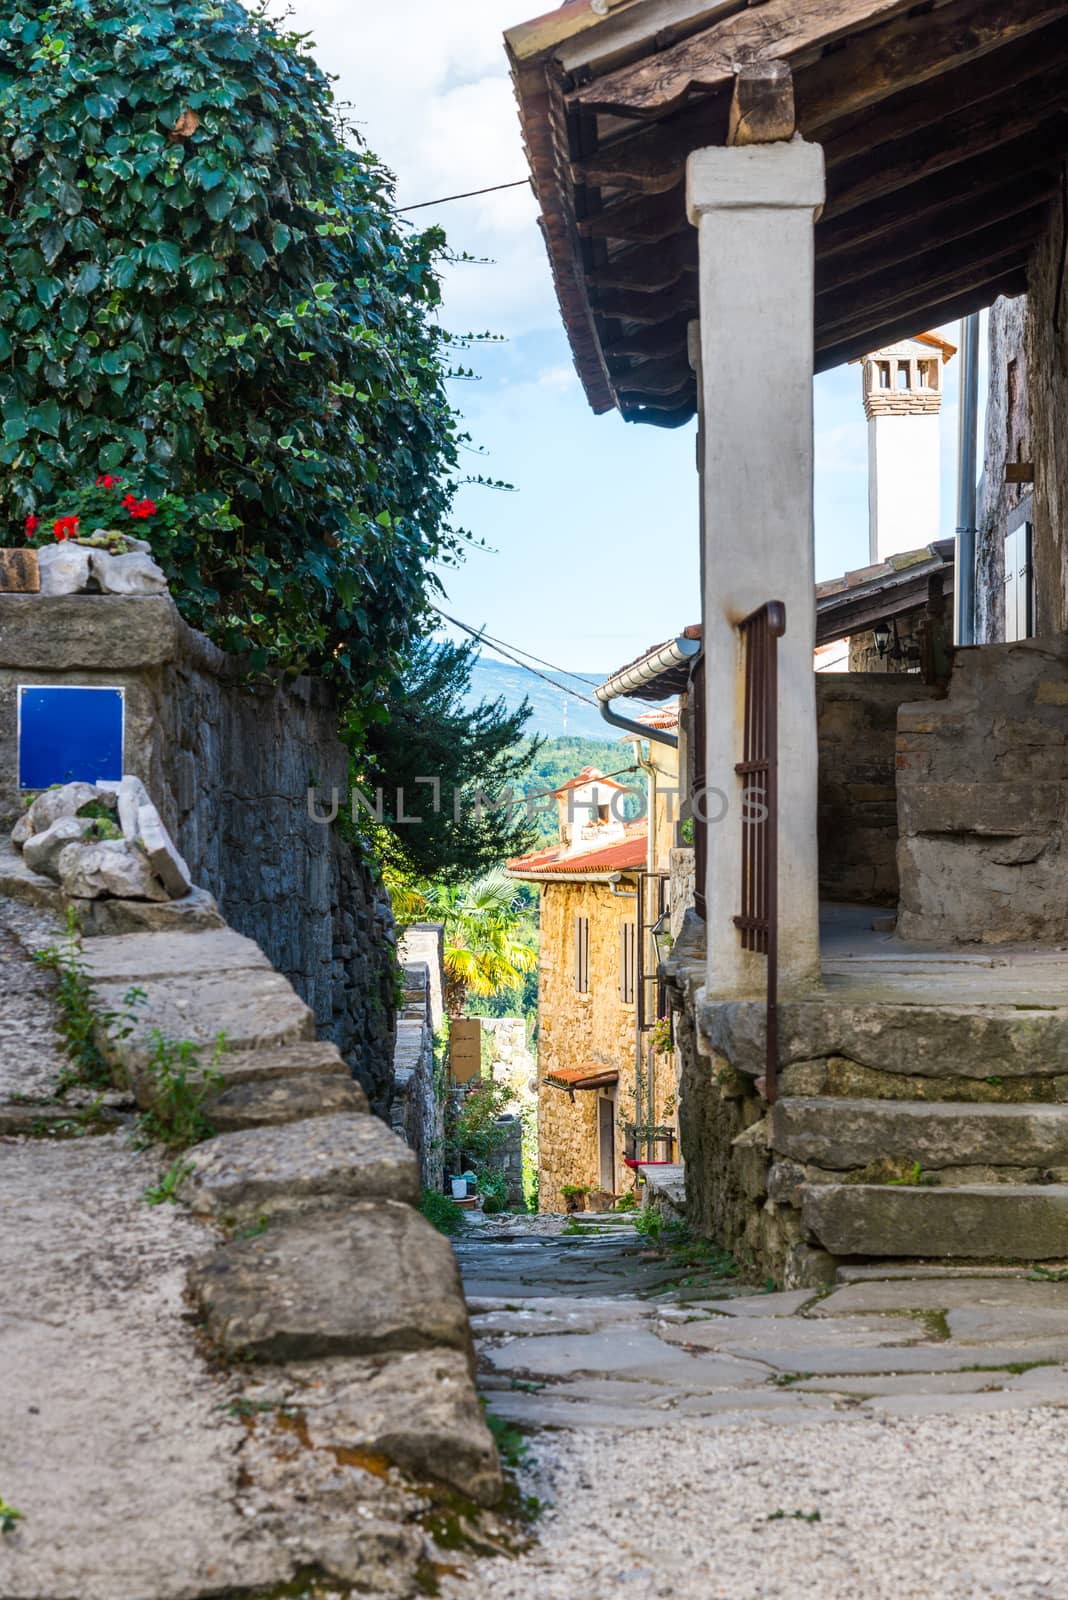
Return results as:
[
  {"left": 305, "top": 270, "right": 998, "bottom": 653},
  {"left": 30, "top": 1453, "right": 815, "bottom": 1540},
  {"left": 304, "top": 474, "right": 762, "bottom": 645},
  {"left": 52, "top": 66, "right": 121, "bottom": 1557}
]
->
[{"left": 598, "top": 1096, "right": 616, "bottom": 1194}]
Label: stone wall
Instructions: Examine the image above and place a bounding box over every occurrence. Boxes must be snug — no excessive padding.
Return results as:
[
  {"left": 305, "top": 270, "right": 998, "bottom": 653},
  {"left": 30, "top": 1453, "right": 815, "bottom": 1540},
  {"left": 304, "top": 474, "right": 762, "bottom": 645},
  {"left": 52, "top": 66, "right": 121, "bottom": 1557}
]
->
[
  {"left": 897, "top": 636, "right": 1068, "bottom": 944},
  {"left": 1026, "top": 221, "right": 1068, "bottom": 638},
  {"left": 391, "top": 961, "right": 444, "bottom": 1191},
  {"left": 0, "top": 595, "right": 396, "bottom": 1110},
  {"left": 815, "top": 672, "right": 933, "bottom": 906},
  {"left": 977, "top": 295, "right": 1032, "bottom": 642}
]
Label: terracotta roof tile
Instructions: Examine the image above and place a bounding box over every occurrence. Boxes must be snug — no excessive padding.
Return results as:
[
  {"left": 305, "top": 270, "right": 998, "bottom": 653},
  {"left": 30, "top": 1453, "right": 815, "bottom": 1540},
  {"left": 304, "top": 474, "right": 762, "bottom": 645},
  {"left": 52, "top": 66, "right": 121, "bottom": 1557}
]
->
[{"left": 508, "top": 824, "right": 648, "bottom": 877}]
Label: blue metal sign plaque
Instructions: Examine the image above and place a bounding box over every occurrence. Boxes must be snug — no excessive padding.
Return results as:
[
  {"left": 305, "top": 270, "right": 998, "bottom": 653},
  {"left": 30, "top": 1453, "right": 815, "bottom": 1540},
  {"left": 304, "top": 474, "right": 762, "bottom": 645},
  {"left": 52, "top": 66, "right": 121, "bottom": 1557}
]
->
[{"left": 18, "top": 685, "right": 125, "bottom": 790}]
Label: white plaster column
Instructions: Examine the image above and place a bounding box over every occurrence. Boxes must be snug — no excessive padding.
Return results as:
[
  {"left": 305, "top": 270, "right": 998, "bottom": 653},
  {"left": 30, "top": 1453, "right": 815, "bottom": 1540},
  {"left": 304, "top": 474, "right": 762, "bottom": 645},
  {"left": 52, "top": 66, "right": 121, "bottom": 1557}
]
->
[{"left": 687, "top": 139, "right": 825, "bottom": 999}]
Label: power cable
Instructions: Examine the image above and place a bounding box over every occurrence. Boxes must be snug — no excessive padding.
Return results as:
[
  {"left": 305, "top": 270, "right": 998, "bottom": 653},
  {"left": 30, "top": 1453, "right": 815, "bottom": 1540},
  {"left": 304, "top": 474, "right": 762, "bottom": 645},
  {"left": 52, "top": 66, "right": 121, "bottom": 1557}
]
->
[
  {"left": 432, "top": 606, "right": 604, "bottom": 708},
  {"left": 396, "top": 179, "right": 529, "bottom": 215}
]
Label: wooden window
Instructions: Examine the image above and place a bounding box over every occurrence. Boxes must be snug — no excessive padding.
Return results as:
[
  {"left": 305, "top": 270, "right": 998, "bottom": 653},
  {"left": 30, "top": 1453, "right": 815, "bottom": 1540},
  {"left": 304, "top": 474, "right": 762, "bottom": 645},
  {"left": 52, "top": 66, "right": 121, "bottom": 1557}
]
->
[
  {"left": 574, "top": 915, "right": 590, "bottom": 994},
  {"left": 619, "top": 921, "right": 637, "bottom": 1005}
]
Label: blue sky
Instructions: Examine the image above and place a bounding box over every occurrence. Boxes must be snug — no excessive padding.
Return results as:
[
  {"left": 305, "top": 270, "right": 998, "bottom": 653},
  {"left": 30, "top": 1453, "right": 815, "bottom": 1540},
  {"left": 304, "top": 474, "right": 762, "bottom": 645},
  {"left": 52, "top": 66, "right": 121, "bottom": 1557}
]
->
[{"left": 283, "top": 0, "right": 972, "bottom": 675}]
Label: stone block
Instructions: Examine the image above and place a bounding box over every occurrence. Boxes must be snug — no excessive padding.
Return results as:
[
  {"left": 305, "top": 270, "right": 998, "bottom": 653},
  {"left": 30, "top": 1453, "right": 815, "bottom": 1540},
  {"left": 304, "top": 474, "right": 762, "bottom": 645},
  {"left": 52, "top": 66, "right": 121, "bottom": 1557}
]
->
[
  {"left": 899, "top": 780, "right": 1062, "bottom": 838},
  {"left": 190, "top": 1201, "right": 473, "bottom": 1364},
  {"left": 88, "top": 549, "right": 168, "bottom": 595},
  {"left": 772, "top": 1097, "right": 1068, "bottom": 1172},
  {"left": 178, "top": 1111, "right": 417, "bottom": 1219},
  {"left": 58, "top": 839, "right": 168, "bottom": 901},
  {"left": 291, "top": 1350, "right": 502, "bottom": 1506},
  {"left": 0, "top": 595, "right": 180, "bottom": 668},
  {"left": 80, "top": 927, "right": 271, "bottom": 984},
  {"left": 802, "top": 1182, "right": 1068, "bottom": 1259},
  {"left": 208, "top": 1040, "right": 357, "bottom": 1089},
  {"left": 137, "top": 800, "right": 191, "bottom": 896},
  {"left": 26, "top": 781, "right": 101, "bottom": 836},
  {"left": 37, "top": 542, "right": 92, "bottom": 595},
  {"left": 205, "top": 1072, "right": 368, "bottom": 1133},
  {"left": 22, "top": 814, "right": 95, "bottom": 879},
  {"left": 0, "top": 548, "right": 39, "bottom": 593},
  {"left": 115, "top": 774, "right": 151, "bottom": 840},
  {"left": 78, "top": 886, "right": 225, "bottom": 936}
]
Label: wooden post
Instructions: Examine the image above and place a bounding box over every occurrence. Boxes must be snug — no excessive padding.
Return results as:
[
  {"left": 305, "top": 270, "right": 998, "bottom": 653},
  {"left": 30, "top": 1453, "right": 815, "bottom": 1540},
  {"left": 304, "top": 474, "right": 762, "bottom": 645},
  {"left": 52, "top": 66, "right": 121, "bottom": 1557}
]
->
[{"left": 728, "top": 61, "right": 796, "bottom": 148}]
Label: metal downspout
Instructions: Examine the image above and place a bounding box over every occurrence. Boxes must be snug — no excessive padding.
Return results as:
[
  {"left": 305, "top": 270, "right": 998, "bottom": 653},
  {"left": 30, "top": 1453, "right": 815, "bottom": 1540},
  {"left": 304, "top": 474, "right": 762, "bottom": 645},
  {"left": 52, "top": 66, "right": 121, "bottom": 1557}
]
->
[{"left": 956, "top": 312, "right": 981, "bottom": 646}]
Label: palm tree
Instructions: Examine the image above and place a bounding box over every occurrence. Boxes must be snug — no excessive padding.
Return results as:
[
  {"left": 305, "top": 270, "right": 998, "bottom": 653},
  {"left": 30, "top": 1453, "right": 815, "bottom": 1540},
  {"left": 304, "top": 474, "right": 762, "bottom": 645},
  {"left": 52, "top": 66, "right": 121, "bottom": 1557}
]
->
[{"left": 403, "top": 869, "right": 537, "bottom": 1018}]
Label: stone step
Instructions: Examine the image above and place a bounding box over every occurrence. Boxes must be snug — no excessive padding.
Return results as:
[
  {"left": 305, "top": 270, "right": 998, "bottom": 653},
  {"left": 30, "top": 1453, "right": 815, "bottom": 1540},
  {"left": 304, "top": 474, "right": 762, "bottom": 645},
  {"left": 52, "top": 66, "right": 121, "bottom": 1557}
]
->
[
  {"left": 178, "top": 1111, "right": 419, "bottom": 1221},
  {"left": 704, "top": 993, "right": 1068, "bottom": 1084},
  {"left": 802, "top": 1182, "right": 1068, "bottom": 1260},
  {"left": 205, "top": 1072, "right": 368, "bottom": 1133},
  {"left": 773, "top": 1097, "right": 1068, "bottom": 1173}
]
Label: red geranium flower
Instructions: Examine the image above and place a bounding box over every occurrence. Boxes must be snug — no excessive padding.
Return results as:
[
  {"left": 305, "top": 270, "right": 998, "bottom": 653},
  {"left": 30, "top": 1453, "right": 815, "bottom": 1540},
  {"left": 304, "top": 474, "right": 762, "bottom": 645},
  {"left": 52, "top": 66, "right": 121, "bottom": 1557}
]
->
[
  {"left": 96, "top": 474, "right": 123, "bottom": 489},
  {"left": 54, "top": 516, "right": 80, "bottom": 542},
  {"left": 24, "top": 515, "right": 39, "bottom": 540},
  {"left": 127, "top": 498, "right": 157, "bottom": 520}
]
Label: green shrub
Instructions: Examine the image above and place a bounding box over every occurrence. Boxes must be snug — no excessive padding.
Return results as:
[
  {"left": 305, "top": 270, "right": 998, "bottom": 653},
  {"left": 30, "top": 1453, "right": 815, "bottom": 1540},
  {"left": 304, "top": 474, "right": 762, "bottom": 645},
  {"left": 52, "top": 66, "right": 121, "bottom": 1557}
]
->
[
  {"left": 420, "top": 1187, "right": 463, "bottom": 1237},
  {"left": 477, "top": 1169, "right": 508, "bottom": 1215}
]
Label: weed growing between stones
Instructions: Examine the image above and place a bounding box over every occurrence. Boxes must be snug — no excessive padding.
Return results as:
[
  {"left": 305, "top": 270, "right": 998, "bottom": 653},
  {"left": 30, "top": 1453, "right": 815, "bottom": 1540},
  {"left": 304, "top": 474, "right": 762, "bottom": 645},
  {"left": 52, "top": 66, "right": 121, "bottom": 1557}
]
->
[
  {"left": 35, "top": 909, "right": 145, "bottom": 1093},
  {"left": 0, "top": 1497, "right": 22, "bottom": 1535},
  {"left": 482, "top": 1405, "right": 528, "bottom": 1471},
  {"left": 1031, "top": 1264, "right": 1068, "bottom": 1282},
  {"left": 144, "top": 1156, "right": 195, "bottom": 1206},
  {"left": 136, "top": 1030, "right": 226, "bottom": 1150}
]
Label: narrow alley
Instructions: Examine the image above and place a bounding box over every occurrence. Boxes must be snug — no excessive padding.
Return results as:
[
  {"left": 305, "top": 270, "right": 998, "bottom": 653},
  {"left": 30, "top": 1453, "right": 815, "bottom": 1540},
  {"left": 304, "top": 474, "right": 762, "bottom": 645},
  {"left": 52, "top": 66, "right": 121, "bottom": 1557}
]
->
[{"left": 446, "top": 1213, "right": 1068, "bottom": 1600}]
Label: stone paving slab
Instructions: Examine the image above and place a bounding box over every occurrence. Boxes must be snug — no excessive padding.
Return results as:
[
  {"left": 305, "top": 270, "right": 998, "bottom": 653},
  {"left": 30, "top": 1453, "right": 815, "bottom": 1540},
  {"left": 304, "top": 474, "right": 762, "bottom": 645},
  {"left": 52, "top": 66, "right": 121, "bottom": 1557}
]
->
[
  {"left": 484, "top": 1328, "right": 768, "bottom": 1388},
  {"left": 192, "top": 1200, "right": 473, "bottom": 1364},
  {"left": 816, "top": 1277, "right": 1068, "bottom": 1315},
  {"left": 658, "top": 1314, "right": 927, "bottom": 1355},
  {"left": 179, "top": 1112, "right": 419, "bottom": 1221}
]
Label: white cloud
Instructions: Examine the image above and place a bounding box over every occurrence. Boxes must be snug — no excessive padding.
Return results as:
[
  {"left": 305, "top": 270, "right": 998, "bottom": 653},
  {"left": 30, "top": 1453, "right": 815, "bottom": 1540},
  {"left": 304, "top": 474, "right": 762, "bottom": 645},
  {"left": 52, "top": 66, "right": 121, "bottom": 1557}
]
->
[{"left": 263, "top": 0, "right": 559, "bottom": 337}]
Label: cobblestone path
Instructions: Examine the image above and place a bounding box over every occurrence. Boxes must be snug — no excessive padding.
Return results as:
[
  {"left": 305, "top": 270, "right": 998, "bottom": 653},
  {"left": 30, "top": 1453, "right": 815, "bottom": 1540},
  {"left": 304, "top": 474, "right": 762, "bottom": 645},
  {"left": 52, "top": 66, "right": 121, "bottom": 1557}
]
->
[{"left": 445, "top": 1213, "right": 1068, "bottom": 1600}]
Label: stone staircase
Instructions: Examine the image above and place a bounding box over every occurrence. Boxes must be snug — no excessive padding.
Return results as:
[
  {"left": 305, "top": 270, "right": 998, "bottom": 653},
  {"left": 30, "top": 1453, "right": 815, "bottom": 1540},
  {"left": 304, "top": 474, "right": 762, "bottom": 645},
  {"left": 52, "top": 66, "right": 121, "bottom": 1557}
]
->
[{"left": 755, "top": 961, "right": 1068, "bottom": 1265}]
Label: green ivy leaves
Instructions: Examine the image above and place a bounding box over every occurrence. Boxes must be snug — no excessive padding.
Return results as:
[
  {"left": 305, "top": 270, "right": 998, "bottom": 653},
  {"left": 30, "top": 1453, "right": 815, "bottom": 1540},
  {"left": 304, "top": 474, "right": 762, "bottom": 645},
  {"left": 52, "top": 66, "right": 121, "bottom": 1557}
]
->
[{"left": 0, "top": 0, "right": 463, "bottom": 726}]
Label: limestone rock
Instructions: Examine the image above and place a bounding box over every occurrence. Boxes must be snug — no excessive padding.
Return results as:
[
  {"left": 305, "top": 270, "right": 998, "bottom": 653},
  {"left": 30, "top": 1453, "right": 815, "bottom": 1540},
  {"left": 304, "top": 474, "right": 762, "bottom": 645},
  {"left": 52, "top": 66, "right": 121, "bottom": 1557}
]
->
[
  {"left": 292, "top": 1350, "right": 503, "bottom": 1505},
  {"left": 205, "top": 1074, "right": 369, "bottom": 1133},
  {"left": 136, "top": 801, "right": 191, "bottom": 897},
  {"left": 179, "top": 1111, "right": 419, "bottom": 1220},
  {"left": 115, "top": 774, "right": 151, "bottom": 841},
  {"left": 22, "top": 815, "right": 96, "bottom": 880},
  {"left": 190, "top": 1200, "right": 474, "bottom": 1364},
  {"left": 773, "top": 1097, "right": 1068, "bottom": 1172},
  {"left": 89, "top": 548, "right": 168, "bottom": 596},
  {"left": 37, "top": 542, "right": 92, "bottom": 595},
  {"left": 26, "top": 781, "right": 100, "bottom": 836},
  {"left": 77, "top": 885, "right": 225, "bottom": 936},
  {"left": 10, "top": 810, "right": 34, "bottom": 850},
  {"left": 57, "top": 839, "right": 168, "bottom": 902}
]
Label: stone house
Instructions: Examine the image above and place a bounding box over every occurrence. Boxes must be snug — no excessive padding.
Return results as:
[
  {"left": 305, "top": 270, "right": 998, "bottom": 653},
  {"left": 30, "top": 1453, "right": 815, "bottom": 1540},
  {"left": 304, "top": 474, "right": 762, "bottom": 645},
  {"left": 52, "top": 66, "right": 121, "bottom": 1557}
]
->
[
  {"left": 507, "top": 763, "right": 679, "bottom": 1211},
  {"left": 505, "top": 0, "right": 1068, "bottom": 1280}
]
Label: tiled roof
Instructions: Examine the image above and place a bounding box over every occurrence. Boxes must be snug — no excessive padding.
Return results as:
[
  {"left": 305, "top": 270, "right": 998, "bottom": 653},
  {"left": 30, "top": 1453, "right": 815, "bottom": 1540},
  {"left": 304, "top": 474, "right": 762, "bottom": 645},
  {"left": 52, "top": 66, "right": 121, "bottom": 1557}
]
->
[
  {"left": 543, "top": 1062, "right": 620, "bottom": 1091},
  {"left": 636, "top": 702, "right": 680, "bottom": 732},
  {"left": 507, "top": 825, "right": 648, "bottom": 878},
  {"left": 552, "top": 765, "right": 629, "bottom": 797}
]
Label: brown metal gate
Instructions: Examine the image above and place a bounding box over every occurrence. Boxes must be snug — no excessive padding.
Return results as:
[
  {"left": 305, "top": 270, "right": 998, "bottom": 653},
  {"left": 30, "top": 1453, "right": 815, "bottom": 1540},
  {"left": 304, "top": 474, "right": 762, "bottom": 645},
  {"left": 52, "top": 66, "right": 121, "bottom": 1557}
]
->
[{"left": 734, "top": 601, "right": 786, "bottom": 1104}]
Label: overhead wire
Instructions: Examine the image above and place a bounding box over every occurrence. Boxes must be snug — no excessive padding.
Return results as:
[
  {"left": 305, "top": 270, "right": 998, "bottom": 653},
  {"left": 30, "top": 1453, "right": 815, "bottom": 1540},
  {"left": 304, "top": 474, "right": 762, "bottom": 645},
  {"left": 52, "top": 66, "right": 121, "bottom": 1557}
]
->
[
  {"left": 432, "top": 606, "right": 605, "bottom": 708},
  {"left": 396, "top": 179, "right": 529, "bottom": 214}
]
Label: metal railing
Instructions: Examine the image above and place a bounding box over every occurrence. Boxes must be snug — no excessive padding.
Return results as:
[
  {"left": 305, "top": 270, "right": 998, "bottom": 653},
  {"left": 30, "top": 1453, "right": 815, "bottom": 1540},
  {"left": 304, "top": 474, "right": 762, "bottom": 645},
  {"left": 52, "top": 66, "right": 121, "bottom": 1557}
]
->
[
  {"left": 623, "top": 1124, "right": 678, "bottom": 1166},
  {"left": 734, "top": 601, "right": 786, "bottom": 1104}
]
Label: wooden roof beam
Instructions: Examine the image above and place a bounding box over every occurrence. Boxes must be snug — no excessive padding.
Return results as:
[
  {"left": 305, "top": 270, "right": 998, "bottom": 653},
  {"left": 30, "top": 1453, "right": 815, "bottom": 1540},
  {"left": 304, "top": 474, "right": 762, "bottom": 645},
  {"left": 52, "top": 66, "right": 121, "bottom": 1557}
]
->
[
  {"left": 816, "top": 172, "right": 1056, "bottom": 296},
  {"left": 797, "top": 0, "right": 1068, "bottom": 136},
  {"left": 568, "top": 0, "right": 921, "bottom": 119},
  {"left": 727, "top": 59, "right": 795, "bottom": 146},
  {"left": 586, "top": 236, "right": 697, "bottom": 294},
  {"left": 816, "top": 219, "right": 1043, "bottom": 336},
  {"left": 593, "top": 284, "right": 697, "bottom": 325},
  {"left": 815, "top": 267, "right": 1029, "bottom": 372},
  {"left": 822, "top": 74, "right": 1068, "bottom": 225},
  {"left": 816, "top": 128, "right": 1062, "bottom": 260},
  {"left": 577, "top": 184, "right": 685, "bottom": 242}
]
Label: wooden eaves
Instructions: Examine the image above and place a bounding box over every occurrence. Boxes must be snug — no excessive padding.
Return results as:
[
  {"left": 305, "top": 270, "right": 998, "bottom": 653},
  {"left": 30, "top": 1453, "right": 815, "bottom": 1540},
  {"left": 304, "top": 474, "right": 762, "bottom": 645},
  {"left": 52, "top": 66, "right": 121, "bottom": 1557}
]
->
[{"left": 506, "top": 0, "right": 1068, "bottom": 426}]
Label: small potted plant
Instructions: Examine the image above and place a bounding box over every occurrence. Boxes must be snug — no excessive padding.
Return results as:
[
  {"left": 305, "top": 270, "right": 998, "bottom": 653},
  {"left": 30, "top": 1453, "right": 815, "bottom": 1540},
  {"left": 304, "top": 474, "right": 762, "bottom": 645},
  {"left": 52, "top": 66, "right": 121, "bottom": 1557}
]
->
[{"left": 561, "top": 1182, "right": 591, "bottom": 1214}]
